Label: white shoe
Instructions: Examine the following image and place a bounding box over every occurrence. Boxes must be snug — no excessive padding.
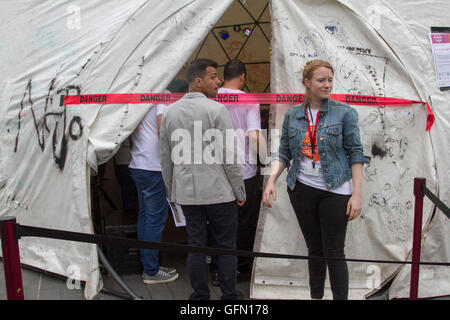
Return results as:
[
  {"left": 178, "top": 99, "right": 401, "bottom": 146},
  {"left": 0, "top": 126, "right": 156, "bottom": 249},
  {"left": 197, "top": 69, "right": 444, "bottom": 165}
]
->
[
  {"left": 159, "top": 266, "right": 177, "bottom": 274},
  {"left": 142, "top": 270, "right": 179, "bottom": 284},
  {"left": 141, "top": 266, "right": 177, "bottom": 278}
]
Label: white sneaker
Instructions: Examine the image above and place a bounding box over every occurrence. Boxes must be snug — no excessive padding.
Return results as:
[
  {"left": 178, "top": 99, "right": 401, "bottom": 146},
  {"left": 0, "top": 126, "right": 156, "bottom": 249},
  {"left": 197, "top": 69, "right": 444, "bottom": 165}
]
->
[
  {"left": 160, "top": 266, "right": 177, "bottom": 274},
  {"left": 142, "top": 270, "right": 179, "bottom": 284},
  {"left": 141, "top": 266, "right": 177, "bottom": 279}
]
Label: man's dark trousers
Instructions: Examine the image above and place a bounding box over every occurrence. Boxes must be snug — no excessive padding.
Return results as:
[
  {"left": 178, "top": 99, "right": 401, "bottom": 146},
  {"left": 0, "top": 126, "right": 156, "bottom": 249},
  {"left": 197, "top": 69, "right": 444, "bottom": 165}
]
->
[
  {"left": 182, "top": 201, "right": 239, "bottom": 300},
  {"left": 236, "top": 172, "right": 262, "bottom": 274}
]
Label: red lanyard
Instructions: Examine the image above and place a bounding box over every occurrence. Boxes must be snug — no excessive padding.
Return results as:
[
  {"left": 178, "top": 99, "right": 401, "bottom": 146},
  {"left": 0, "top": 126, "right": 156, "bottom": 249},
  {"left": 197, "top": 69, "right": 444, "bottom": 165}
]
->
[{"left": 305, "top": 105, "right": 320, "bottom": 168}]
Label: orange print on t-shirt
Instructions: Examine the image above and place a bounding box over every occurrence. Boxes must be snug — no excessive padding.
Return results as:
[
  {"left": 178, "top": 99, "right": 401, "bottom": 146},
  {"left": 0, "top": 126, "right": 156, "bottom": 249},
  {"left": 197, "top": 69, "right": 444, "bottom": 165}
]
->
[{"left": 302, "top": 125, "right": 320, "bottom": 162}]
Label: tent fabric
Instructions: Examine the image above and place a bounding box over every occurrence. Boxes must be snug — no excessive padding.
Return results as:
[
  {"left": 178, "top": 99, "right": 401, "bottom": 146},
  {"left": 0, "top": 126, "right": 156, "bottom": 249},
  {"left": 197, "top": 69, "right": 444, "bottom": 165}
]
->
[
  {"left": 342, "top": 0, "right": 450, "bottom": 299},
  {"left": 0, "top": 0, "right": 233, "bottom": 299},
  {"left": 251, "top": 0, "right": 450, "bottom": 299},
  {"left": 1, "top": 0, "right": 449, "bottom": 301}
]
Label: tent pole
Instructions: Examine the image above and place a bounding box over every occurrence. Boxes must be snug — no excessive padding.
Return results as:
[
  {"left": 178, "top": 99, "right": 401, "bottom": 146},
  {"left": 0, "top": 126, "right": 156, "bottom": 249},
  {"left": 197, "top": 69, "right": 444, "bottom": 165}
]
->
[
  {"left": 100, "top": 287, "right": 137, "bottom": 300},
  {"left": 97, "top": 245, "right": 141, "bottom": 300}
]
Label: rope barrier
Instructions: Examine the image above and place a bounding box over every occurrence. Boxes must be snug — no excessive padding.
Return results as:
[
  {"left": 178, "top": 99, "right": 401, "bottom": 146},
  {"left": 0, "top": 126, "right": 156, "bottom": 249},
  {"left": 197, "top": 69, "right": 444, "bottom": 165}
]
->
[
  {"left": 2, "top": 177, "right": 450, "bottom": 300},
  {"left": 15, "top": 224, "right": 450, "bottom": 267},
  {"left": 423, "top": 185, "right": 450, "bottom": 219}
]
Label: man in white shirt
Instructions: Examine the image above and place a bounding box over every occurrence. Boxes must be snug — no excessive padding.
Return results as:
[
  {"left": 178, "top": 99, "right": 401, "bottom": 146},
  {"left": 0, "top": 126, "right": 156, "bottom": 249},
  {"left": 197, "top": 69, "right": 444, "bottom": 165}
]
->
[
  {"left": 129, "top": 89, "right": 179, "bottom": 284},
  {"left": 216, "top": 59, "right": 267, "bottom": 281}
]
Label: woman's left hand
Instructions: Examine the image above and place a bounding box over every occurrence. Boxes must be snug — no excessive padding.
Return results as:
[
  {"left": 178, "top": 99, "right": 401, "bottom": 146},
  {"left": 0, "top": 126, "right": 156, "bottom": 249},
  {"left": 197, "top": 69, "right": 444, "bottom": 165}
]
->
[{"left": 346, "top": 194, "right": 362, "bottom": 221}]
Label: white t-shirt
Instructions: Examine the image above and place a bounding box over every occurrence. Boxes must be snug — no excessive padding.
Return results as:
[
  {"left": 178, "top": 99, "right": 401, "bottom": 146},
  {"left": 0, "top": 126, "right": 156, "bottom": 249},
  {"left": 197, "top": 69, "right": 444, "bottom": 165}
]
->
[
  {"left": 297, "top": 108, "right": 352, "bottom": 195},
  {"left": 129, "top": 102, "right": 167, "bottom": 172},
  {"left": 218, "top": 87, "right": 261, "bottom": 180}
]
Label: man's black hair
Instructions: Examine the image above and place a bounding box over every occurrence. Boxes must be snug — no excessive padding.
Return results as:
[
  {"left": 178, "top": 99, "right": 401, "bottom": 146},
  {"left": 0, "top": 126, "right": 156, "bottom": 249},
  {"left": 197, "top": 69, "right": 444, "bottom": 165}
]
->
[
  {"left": 167, "top": 80, "right": 189, "bottom": 93},
  {"left": 187, "top": 58, "right": 218, "bottom": 83},
  {"left": 223, "top": 59, "right": 246, "bottom": 81}
]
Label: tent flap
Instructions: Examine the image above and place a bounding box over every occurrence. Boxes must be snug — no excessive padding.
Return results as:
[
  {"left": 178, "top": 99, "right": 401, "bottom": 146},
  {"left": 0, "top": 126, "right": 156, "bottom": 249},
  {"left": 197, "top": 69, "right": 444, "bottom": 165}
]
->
[
  {"left": 251, "top": 0, "right": 450, "bottom": 300},
  {"left": 0, "top": 0, "right": 233, "bottom": 299}
]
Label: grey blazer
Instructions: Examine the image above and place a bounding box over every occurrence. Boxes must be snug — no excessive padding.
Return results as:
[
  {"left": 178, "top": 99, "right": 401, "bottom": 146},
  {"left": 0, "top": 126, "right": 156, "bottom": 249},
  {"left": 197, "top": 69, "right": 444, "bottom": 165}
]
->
[{"left": 160, "top": 92, "right": 246, "bottom": 205}]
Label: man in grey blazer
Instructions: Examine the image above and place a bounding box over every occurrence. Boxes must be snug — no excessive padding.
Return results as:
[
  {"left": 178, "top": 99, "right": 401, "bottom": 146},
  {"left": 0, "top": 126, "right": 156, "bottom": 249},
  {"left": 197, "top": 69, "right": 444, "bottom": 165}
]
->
[{"left": 160, "top": 59, "right": 246, "bottom": 300}]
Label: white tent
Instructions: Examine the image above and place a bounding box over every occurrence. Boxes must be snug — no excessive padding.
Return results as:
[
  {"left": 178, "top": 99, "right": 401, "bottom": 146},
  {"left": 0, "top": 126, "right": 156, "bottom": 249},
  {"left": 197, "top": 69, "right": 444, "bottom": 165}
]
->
[{"left": 0, "top": 0, "right": 449, "bottom": 300}]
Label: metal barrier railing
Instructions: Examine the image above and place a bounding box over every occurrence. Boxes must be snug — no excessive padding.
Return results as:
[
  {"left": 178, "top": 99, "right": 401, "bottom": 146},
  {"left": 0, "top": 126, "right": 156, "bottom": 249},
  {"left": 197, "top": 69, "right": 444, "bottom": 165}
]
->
[{"left": 410, "top": 178, "right": 450, "bottom": 299}]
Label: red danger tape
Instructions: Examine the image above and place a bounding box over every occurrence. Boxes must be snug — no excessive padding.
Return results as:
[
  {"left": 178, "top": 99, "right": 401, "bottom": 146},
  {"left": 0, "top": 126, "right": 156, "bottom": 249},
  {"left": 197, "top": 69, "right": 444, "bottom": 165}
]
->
[{"left": 63, "top": 93, "right": 434, "bottom": 131}]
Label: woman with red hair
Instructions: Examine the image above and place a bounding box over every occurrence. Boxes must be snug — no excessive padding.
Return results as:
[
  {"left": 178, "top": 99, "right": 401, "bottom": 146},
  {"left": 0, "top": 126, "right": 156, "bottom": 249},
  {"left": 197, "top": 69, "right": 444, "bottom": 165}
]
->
[{"left": 264, "top": 59, "right": 370, "bottom": 300}]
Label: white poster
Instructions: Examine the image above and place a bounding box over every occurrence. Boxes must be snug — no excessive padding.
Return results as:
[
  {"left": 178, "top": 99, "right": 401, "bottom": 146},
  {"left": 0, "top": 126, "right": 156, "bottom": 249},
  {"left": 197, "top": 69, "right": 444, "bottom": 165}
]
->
[
  {"left": 430, "top": 32, "right": 450, "bottom": 89},
  {"left": 167, "top": 199, "right": 186, "bottom": 227}
]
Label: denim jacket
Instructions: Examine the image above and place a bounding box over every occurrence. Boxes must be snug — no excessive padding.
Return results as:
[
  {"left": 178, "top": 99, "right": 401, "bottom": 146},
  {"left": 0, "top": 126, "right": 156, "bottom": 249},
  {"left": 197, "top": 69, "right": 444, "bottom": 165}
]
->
[{"left": 273, "top": 99, "right": 370, "bottom": 190}]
